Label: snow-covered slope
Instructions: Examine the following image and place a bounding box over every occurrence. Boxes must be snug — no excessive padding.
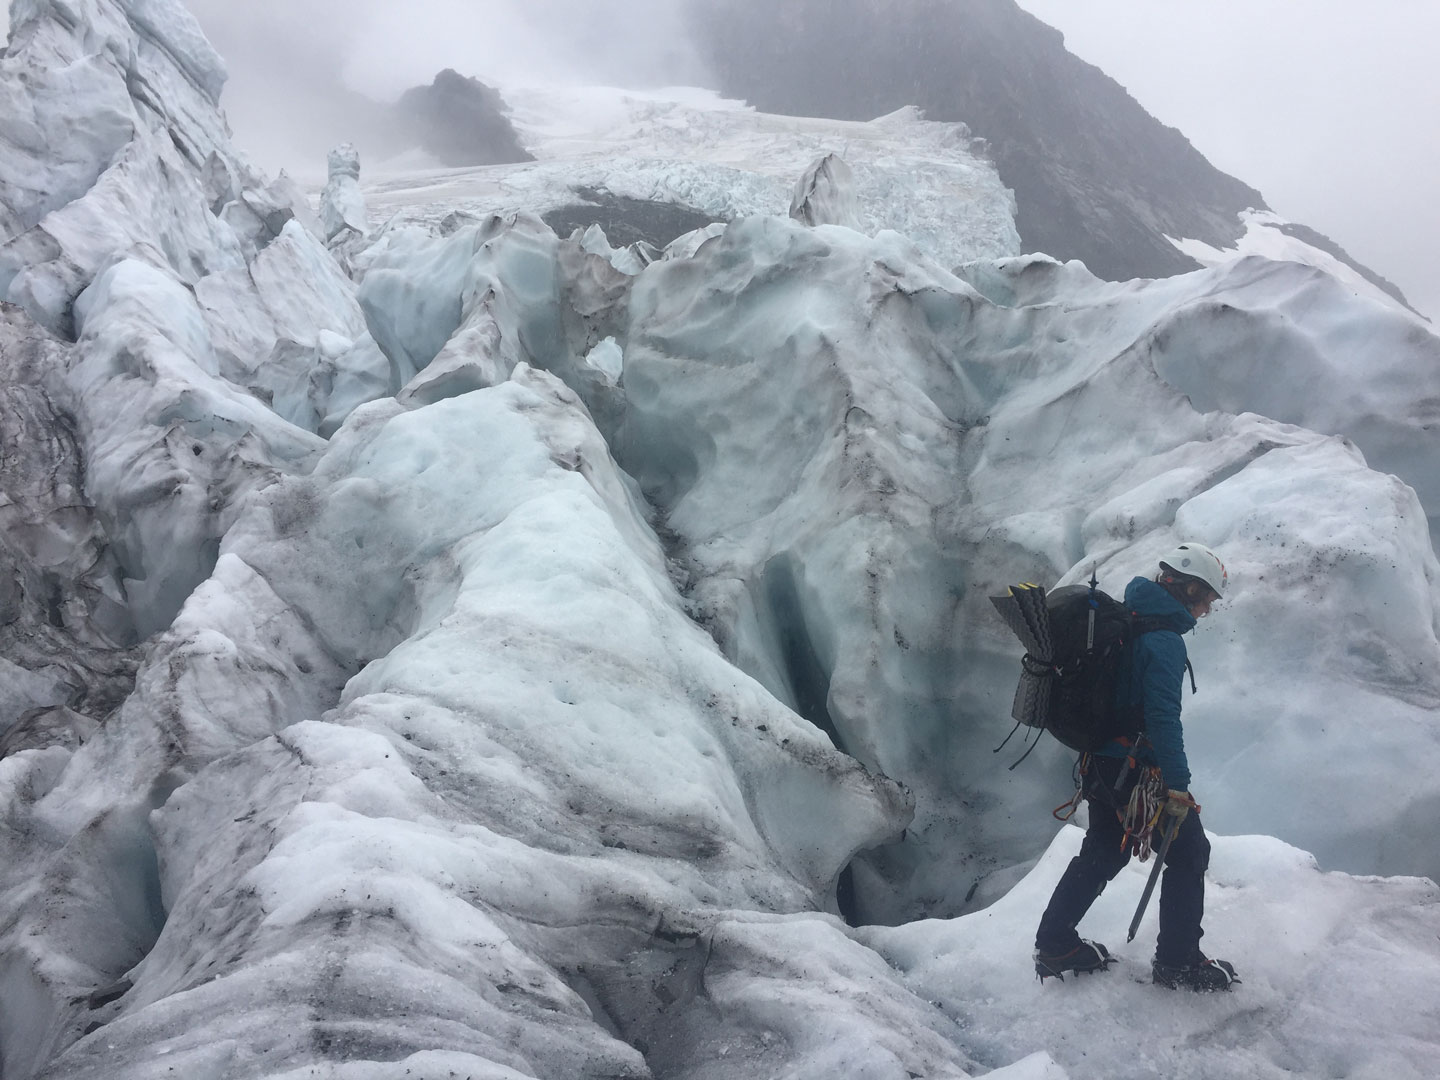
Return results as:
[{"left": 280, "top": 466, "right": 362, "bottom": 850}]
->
[
  {"left": 1171, "top": 209, "right": 1426, "bottom": 323},
  {"left": 2, "top": 2, "right": 1439, "bottom": 1078},
  {"left": 865, "top": 826, "right": 1440, "bottom": 1079}
]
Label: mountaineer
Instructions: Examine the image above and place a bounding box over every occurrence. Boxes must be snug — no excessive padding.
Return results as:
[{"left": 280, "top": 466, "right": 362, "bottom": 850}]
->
[{"left": 1032, "top": 543, "right": 1240, "bottom": 992}]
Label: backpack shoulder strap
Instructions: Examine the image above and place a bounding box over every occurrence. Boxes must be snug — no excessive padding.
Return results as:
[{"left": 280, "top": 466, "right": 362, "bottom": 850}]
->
[
  {"left": 1130, "top": 614, "right": 1169, "bottom": 636},
  {"left": 1129, "top": 614, "right": 1198, "bottom": 694}
]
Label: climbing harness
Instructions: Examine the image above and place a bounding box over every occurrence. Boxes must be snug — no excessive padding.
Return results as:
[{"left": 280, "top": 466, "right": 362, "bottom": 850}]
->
[
  {"left": 1120, "top": 765, "right": 1168, "bottom": 861},
  {"left": 1049, "top": 746, "right": 1172, "bottom": 864}
]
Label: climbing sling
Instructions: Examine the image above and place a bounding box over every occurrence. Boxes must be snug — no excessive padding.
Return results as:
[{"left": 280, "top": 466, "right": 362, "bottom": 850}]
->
[{"left": 1052, "top": 750, "right": 1168, "bottom": 859}]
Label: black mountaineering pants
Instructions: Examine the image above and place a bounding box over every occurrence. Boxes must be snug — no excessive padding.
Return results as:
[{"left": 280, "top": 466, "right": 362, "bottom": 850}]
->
[{"left": 1034, "top": 755, "right": 1210, "bottom": 966}]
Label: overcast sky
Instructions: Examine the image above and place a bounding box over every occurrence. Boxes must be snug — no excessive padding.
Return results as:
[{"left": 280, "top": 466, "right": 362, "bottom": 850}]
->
[
  {"left": 1015, "top": 0, "right": 1440, "bottom": 319},
  {"left": 3, "top": 2, "right": 1435, "bottom": 317}
]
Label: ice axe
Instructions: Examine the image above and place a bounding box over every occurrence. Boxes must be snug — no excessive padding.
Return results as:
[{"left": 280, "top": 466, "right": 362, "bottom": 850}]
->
[{"left": 1126, "top": 812, "right": 1182, "bottom": 943}]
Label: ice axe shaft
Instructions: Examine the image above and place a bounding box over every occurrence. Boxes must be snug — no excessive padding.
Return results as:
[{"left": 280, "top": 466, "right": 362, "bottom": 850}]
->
[{"left": 1126, "top": 814, "right": 1181, "bottom": 943}]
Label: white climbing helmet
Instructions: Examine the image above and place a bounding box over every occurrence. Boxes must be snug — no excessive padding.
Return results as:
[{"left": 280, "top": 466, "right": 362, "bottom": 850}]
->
[{"left": 1158, "top": 542, "right": 1228, "bottom": 598}]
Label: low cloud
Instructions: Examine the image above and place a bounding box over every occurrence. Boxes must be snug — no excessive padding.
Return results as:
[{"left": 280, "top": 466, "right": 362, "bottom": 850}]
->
[{"left": 184, "top": 0, "right": 708, "bottom": 176}]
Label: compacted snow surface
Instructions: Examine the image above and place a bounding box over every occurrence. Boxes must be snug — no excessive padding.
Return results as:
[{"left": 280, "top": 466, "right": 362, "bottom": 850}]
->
[
  {"left": 1, "top": 2, "right": 1439, "bottom": 1078},
  {"left": 867, "top": 827, "right": 1440, "bottom": 1080}
]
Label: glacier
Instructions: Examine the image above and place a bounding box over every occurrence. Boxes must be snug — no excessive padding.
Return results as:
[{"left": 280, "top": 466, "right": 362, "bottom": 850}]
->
[{"left": 2, "top": 1, "right": 1439, "bottom": 1078}]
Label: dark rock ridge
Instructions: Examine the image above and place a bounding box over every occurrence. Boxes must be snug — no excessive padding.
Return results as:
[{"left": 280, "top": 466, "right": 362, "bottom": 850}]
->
[
  {"left": 682, "top": 0, "right": 1410, "bottom": 308},
  {"left": 391, "top": 69, "right": 534, "bottom": 168},
  {"left": 287, "top": 70, "right": 534, "bottom": 171}
]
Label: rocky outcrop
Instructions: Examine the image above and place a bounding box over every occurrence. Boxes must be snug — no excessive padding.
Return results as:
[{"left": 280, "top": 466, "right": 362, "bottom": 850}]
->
[{"left": 393, "top": 68, "right": 533, "bottom": 168}]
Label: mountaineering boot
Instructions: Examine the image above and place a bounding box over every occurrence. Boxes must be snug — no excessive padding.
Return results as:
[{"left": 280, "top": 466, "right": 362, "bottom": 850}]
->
[
  {"left": 1152, "top": 954, "right": 1240, "bottom": 992},
  {"left": 1034, "top": 940, "right": 1114, "bottom": 981}
]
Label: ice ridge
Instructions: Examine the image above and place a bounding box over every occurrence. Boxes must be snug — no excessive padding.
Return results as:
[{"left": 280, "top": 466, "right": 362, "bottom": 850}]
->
[{"left": 0, "top": 3, "right": 1439, "bottom": 1079}]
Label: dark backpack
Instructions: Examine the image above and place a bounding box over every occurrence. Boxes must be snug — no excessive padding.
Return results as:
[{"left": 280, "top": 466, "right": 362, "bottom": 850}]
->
[{"left": 990, "top": 580, "right": 1163, "bottom": 763}]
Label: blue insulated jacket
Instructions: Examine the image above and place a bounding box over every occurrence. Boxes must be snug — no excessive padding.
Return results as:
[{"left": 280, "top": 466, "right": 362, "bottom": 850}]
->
[{"left": 1095, "top": 576, "right": 1197, "bottom": 790}]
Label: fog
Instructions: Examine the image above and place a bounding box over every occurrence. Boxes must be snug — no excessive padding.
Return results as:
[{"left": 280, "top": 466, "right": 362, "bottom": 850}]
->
[
  {"left": 175, "top": 0, "right": 707, "bottom": 177},
  {"left": 1017, "top": 0, "right": 1440, "bottom": 320},
  {"left": 188, "top": 0, "right": 703, "bottom": 98},
  {"left": 1, "top": 0, "right": 1434, "bottom": 318}
]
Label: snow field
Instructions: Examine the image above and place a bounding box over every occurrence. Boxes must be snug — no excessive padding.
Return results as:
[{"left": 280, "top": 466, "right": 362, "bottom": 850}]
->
[{"left": 864, "top": 825, "right": 1440, "bottom": 1080}]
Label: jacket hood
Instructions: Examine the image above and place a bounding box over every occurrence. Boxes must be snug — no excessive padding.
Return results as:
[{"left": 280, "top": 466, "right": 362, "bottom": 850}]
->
[{"left": 1123, "top": 576, "right": 1197, "bottom": 634}]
